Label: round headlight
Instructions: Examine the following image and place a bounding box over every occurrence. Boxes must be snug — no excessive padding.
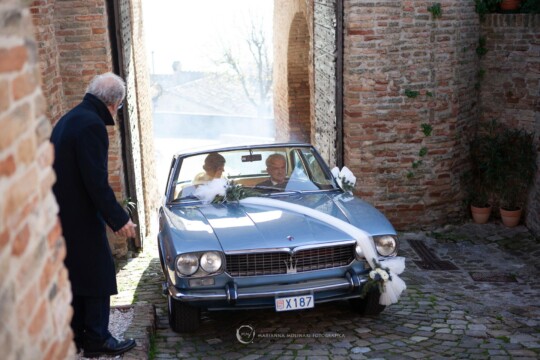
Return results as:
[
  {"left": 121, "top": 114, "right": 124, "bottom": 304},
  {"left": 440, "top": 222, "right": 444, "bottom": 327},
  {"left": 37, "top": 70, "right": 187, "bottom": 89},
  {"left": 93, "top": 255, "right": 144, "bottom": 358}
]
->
[
  {"left": 176, "top": 254, "right": 199, "bottom": 276},
  {"left": 375, "top": 235, "right": 397, "bottom": 256},
  {"left": 200, "top": 251, "right": 222, "bottom": 273}
]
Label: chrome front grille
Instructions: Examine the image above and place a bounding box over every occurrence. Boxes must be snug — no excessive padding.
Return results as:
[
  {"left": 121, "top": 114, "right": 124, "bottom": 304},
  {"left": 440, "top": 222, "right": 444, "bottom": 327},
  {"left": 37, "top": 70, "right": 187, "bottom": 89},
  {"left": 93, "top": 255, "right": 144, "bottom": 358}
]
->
[{"left": 225, "top": 244, "right": 355, "bottom": 277}]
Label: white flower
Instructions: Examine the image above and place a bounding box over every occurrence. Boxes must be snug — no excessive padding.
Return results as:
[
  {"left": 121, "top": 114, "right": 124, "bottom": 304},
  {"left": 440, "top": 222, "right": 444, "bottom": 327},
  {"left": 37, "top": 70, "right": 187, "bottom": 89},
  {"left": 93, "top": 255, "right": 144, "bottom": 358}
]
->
[
  {"left": 193, "top": 178, "right": 227, "bottom": 203},
  {"left": 331, "top": 167, "right": 343, "bottom": 188},
  {"left": 339, "top": 166, "right": 356, "bottom": 187},
  {"left": 376, "top": 268, "right": 390, "bottom": 281},
  {"left": 331, "top": 166, "right": 356, "bottom": 193},
  {"left": 369, "top": 267, "right": 390, "bottom": 282}
]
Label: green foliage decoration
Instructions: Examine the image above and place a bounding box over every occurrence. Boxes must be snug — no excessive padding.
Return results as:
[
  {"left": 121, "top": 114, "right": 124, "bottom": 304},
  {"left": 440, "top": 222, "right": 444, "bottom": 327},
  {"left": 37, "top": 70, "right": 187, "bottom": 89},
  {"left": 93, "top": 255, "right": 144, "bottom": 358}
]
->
[
  {"left": 521, "top": 0, "right": 540, "bottom": 13},
  {"left": 405, "top": 89, "right": 419, "bottom": 98},
  {"left": 428, "top": 3, "right": 443, "bottom": 19},
  {"left": 421, "top": 123, "right": 433, "bottom": 137},
  {"left": 474, "top": 0, "right": 502, "bottom": 19},
  {"left": 211, "top": 180, "right": 259, "bottom": 203},
  {"left": 476, "top": 36, "right": 488, "bottom": 57}
]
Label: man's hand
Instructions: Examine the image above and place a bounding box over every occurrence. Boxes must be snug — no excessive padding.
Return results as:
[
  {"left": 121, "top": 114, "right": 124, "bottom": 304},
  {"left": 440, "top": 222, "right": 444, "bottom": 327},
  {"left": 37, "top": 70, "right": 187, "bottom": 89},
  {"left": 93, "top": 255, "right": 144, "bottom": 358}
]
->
[{"left": 115, "top": 219, "right": 137, "bottom": 238}]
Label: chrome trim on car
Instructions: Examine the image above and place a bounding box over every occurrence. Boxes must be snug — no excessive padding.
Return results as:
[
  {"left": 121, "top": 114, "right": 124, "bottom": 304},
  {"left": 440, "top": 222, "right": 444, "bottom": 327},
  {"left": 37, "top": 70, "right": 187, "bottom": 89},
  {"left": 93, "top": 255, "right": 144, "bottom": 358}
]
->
[
  {"left": 225, "top": 247, "right": 295, "bottom": 255},
  {"left": 168, "top": 274, "right": 368, "bottom": 303},
  {"left": 225, "top": 243, "right": 356, "bottom": 277},
  {"left": 224, "top": 240, "right": 356, "bottom": 256},
  {"left": 289, "top": 240, "right": 356, "bottom": 253}
]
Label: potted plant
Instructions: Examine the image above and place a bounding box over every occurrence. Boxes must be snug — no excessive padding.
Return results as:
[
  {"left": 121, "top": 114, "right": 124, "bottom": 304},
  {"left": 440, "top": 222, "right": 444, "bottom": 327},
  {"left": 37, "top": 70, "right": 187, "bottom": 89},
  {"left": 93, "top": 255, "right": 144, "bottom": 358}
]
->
[
  {"left": 500, "top": 0, "right": 522, "bottom": 11},
  {"left": 465, "top": 121, "right": 502, "bottom": 223},
  {"left": 496, "top": 127, "right": 537, "bottom": 227},
  {"left": 474, "top": 0, "right": 502, "bottom": 18}
]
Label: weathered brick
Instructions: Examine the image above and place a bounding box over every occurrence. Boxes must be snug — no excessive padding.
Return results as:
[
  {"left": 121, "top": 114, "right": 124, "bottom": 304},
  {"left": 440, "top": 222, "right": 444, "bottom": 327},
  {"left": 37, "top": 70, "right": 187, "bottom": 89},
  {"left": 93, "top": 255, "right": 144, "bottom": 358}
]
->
[
  {"left": 0, "top": 155, "right": 16, "bottom": 177},
  {"left": 44, "top": 340, "right": 60, "bottom": 360},
  {"left": 0, "top": 46, "right": 28, "bottom": 72},
  {"left": 11, "top": 224, "right": 30, "bottom": 256},
  {"left": 12, "top": 71, "right": 39, "bottom": 101},
  {"left": 4, "top": 167, "right": 38, "bottom": 225},
  {"left": 16, "top": 134, "right": 37, "bottom": 164},
  {"left": 0, "top": 103, "right": 31, "bottom": 150},
  {"left": 0, "top": 79, "right": 9, "bottom": 112},
  {"left": 27, "top": 300, "right": 48, "bottom": 336},
  {"left": 47, "top": 219, "right": 62, "bottom": 248},
  {"left": 0, "top": 228, "right": 9, "bottom": 250}
]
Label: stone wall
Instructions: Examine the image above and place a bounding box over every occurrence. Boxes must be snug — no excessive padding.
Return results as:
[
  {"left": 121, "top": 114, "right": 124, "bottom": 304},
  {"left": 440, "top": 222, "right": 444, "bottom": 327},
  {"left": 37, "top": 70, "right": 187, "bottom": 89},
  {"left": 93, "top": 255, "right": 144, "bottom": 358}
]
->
[
  {"left": 342, "top": 0, "right": 479, "bottom": 229},
  {"left": 479, "top": 14, "right": 540, "bottom": 233},
  {"left": 274, "top": 0, "right": 339, "bottom": 166},
  {"left": 117, "top": 0, "right": 157, "bottom": 245},
  {"left": 314, "top": 0, "right": 338, "bottom": 166},
  {"left": 0, "top": 2, "right": 74, "bottom": 359}
]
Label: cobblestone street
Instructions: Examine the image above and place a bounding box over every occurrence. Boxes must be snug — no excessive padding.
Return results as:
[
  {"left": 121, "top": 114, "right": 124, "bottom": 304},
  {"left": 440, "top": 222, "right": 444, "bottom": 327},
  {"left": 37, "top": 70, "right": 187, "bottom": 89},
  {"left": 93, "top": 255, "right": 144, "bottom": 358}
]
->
[{"left": 112, "top": 223, "right": 540, "bottom": 359}]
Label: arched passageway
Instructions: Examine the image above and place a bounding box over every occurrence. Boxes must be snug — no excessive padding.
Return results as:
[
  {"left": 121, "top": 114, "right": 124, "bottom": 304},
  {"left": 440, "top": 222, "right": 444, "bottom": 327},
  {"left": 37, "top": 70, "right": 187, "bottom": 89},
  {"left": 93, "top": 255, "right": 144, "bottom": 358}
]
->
[{"left": 287, "top": 12, "right": 311, "bottom": 143}]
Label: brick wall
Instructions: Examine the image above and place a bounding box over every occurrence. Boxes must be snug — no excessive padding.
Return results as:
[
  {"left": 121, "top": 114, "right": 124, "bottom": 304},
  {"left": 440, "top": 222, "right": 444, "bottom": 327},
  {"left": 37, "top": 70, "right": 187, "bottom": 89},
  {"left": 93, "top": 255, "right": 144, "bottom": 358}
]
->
[
  {"left": 0, "top": 2, "right": 74, "bottom": 359},
  {"left": 30, "top": 0, "right": 66, "bottom": 122},
  {"left": 343, "top": 0, "right": 479, "bottom": 229},
  {"left": 479, "top": 14, "right": 540, "bottom": 233},
  {"left": 48, "top": 0, "right": 132, "bottom": 255},
  {"left": 30, "top": 0, "right": 157, "bottom": 256}
]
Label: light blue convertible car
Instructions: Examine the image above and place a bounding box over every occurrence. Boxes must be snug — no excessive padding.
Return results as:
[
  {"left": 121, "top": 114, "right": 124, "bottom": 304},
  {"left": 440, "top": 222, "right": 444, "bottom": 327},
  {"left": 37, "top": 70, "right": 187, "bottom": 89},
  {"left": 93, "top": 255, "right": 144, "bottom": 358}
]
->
[{"left": 158, "top": 143, "right": 400, "bottom": 332}]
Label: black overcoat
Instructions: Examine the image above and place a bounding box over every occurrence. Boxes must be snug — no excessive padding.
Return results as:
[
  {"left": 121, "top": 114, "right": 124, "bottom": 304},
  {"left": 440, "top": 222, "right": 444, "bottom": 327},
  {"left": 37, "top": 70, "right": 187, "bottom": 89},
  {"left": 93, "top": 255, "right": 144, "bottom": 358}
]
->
[{"left": 51, "top": 93, "right": 129, "bottom": 297}]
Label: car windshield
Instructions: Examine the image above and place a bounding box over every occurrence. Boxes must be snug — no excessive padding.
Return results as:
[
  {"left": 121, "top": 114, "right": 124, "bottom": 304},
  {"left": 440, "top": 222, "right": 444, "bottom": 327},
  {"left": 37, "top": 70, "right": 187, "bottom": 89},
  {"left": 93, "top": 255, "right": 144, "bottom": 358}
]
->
[{"left": 168, "top": 146, "right": 339, "bottom": 203}]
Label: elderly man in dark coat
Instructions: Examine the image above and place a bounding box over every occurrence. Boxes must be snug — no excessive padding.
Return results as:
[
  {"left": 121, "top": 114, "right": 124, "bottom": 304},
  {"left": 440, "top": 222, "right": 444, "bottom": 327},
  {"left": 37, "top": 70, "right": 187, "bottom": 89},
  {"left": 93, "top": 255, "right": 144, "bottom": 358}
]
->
[{"left": 51, "top": 73, "right": 137, "bottom": 357}]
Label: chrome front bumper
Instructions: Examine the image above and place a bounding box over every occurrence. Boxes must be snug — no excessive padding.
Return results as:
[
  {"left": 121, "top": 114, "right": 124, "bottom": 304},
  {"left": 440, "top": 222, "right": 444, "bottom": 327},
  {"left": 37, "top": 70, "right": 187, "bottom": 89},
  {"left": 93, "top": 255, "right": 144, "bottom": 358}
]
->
[{"left": 168, "top": 270, "right": 367, "bottom": 304}]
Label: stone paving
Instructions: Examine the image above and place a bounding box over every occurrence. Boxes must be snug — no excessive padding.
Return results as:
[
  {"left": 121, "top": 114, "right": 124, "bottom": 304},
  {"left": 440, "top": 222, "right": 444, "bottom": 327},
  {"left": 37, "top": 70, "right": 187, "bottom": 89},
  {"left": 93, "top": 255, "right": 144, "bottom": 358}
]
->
[{"left": 111, "top": 222, "right": 540, "bottom": 359}]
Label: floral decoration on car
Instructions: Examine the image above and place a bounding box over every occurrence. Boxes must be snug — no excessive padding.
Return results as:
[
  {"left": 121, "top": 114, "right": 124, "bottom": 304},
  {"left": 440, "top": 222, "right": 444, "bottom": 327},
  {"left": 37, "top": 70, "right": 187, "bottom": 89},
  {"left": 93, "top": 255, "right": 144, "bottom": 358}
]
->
[
  {"left": 360, "top": 259, "right": 393, "bottom": 298},
  {"left": 331, "top": 166, "right": 356, "bottom": 193},
  {"left": 193, "top": 179, "right": 258, "bottom": 204}
]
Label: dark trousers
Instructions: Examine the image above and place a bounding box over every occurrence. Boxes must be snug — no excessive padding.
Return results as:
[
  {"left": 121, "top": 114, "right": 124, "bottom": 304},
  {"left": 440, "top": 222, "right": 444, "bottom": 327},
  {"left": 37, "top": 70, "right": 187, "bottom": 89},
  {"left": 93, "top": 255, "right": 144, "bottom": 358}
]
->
[{"left": 71, "top": 295, "right": 112, "bottom": 343}]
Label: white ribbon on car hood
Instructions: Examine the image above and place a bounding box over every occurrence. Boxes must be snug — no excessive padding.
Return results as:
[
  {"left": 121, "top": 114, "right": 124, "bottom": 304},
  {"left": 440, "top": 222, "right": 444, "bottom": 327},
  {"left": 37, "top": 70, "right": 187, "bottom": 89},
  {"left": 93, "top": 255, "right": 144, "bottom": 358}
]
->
[{"left": 239, "top": 197, "right": 406, "bottom": 306}]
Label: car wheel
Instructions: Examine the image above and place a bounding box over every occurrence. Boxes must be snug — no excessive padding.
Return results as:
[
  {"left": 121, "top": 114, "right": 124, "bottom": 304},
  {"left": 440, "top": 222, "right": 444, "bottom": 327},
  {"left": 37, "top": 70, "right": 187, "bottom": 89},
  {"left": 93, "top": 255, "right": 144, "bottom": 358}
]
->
[
  {"left": 349, "top": 288, "right": 386, "bottom": 316},
  {"left": 168, "top": 295, "right": 201, "bottom": 333}
]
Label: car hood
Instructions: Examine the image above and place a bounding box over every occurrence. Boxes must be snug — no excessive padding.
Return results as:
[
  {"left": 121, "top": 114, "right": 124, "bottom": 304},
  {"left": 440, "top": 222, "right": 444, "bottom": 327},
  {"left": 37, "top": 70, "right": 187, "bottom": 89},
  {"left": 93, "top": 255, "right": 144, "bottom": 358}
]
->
[{"left": 167, "top": 193, "right": 395, "bottom": 253}]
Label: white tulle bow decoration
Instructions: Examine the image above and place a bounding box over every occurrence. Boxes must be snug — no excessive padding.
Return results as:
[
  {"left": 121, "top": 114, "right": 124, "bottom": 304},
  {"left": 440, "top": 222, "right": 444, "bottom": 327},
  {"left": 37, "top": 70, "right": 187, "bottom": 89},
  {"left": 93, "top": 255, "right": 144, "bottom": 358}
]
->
[
  {"left": 331, "top": 166, "right": 356, "bottom": 193},
  {"left": 192, "top": 179, "right": 407, "bottom": 306},
  {"left": 239, "top": 197, "right": 406, "bottom": 306},
  {"left": 193, "top": 178, "right": 227, "bottom": 204}
]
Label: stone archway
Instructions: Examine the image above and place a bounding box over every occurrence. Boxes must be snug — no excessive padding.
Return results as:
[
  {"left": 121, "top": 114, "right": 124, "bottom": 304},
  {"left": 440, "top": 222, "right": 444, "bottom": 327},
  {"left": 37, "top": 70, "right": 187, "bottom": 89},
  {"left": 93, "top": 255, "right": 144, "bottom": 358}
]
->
[{"left": 287, "top": 13, "right": 311, "bottom": 143}]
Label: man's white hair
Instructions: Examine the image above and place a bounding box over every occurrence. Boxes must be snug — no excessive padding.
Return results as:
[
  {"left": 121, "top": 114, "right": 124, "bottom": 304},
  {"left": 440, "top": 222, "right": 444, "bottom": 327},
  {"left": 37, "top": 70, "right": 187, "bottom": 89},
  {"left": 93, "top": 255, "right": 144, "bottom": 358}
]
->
[
  {"left": 86, "top": 72, "right": 126, "bottom": 106},
  {"left": 266, "top": 153, "right": 286, "bottom": 167}
]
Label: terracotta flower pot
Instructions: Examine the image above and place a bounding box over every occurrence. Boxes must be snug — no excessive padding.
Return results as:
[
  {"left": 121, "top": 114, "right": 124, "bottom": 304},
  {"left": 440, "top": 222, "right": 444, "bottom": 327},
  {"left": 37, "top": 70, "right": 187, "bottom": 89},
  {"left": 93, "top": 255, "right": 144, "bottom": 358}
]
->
[
  {"left": 500, "top": 208, "right": 521, "bottom": 227},
  {"left": 470, "top": 205, "right": 492, "bottom": 224},
  {"left": 500, "top": 0, "right": 521, "bottom": 11}
]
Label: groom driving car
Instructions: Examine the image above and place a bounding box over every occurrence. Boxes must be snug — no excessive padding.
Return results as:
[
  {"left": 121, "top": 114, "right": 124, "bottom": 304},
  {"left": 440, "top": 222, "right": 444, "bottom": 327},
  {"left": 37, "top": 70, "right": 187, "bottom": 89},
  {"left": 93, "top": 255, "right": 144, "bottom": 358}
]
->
[{"left": 257, "top": 153, "right": 288, "bottom": 188}]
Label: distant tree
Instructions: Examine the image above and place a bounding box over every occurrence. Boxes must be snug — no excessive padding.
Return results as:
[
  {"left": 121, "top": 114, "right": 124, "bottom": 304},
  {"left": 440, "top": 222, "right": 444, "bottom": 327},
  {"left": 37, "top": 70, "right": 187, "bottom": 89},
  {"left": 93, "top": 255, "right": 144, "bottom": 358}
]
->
[{"left": 217, "top": 16, "right": 273, "bottom": 118}]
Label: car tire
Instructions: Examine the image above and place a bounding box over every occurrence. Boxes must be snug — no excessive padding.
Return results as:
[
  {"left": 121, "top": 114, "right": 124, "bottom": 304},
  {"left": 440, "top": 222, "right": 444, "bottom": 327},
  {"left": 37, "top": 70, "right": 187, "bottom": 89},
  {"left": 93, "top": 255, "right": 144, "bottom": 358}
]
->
[
  {"left": 349, "top": 288, "right": 386, "bottom": 316},
  {"left": 168, "top": 295, "right": 201, "bottom": 333}
]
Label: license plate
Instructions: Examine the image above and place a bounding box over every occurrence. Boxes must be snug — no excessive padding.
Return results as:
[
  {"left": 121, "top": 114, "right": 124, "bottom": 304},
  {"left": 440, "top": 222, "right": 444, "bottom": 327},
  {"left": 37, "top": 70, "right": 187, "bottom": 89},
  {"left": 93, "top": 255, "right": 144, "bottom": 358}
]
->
[{"left": 275, "top": 294, "right": 314, "bottom": 312}]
